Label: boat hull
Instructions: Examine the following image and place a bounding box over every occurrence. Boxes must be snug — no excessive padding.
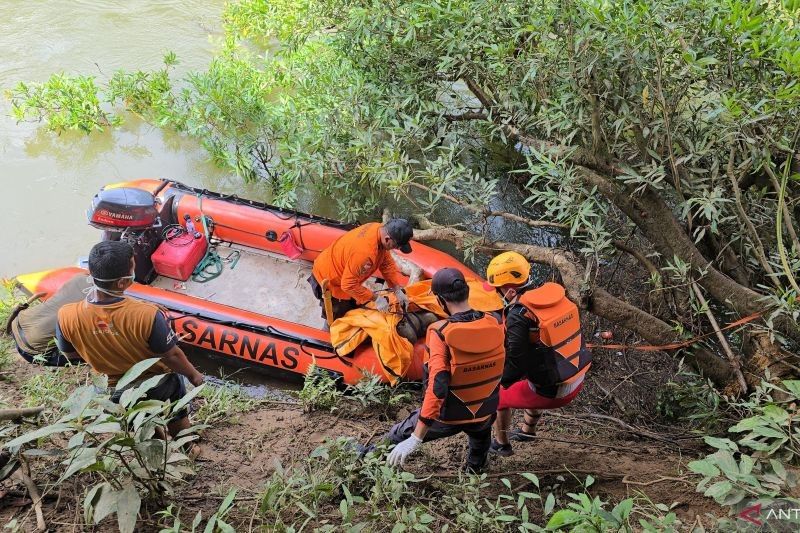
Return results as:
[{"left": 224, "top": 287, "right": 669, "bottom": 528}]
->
[{"left": 15, "top": 178, "right": 479, "bottom": 385}]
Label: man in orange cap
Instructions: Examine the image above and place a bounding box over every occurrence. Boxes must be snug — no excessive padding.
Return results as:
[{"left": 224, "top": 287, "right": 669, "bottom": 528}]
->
[
  {"left": 309, "top": 219, "right": 413, "bottom": 322},
  {"left": 483, "top": 252, "right": 592, "bottom": 456}
]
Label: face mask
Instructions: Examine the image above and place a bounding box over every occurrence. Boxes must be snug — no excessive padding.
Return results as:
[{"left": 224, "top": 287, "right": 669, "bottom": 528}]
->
[{"left": 84, "top": 274, "right": 134, "bottom": 300}]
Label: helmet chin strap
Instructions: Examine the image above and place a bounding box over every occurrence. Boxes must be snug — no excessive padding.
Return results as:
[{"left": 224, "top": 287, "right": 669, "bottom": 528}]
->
[{"left": 502, "top": 279, "right": 535, "bottom": 304}]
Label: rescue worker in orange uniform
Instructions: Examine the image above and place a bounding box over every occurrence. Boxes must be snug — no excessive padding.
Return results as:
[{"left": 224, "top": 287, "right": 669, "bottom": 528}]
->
[
  {"left": 309, "top": 219, "right": 413, "bottom": 321},
  {"left": 483, "top": 252, "right": 592, "bottom": 456},
  {"left": 382, "top": 268, "right": 506, "bottom": 472},
  {"left": 56, "top": 241, "right": 205, "bottom": 442}
]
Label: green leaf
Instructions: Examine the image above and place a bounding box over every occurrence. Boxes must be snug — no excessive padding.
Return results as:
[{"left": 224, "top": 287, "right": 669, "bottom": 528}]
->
[
  {"left": 721, "top": 489, "right": 747, "bottom": 506},
  {"left": 5, "top": 423, "right": 72, "bottom": 449},
  {"left": 119, "top": 374, "right": 165, "bottom": 408},
  {"left": 68, "top": 432, "right": 85, "bottom": 449},
  {"left": 192, "top": 510, "right": 203, "bottom": 530},
  {"left": 116, "top": 359, "right": 163, "bottom": 391},
  {"left": 116, "top": 484, "right": 141, "bottom": 533},
  {"left": 546, "top": 509, "right": 580, "bottom": 529},
  {"left": 771, "top": 459, "right": 788, "bottom": 480},
  {"left": 781, "top": 380, "right": 800, "bottom": 398},
  {"left": 419, "top": 513, "right": 434, "bottom": 524},
  {"left": 84, "top": 482, "right": 118, "bottom": 525},
  {"left": 173, "top": 383, "right": 206, "bottom": 414},
  {"left": 612, "top": 498, "right": 634, "bottom": 520},
  {"left": 752, "top": 426, "right": 787, "bottom": 439},
  {"left": 61, "top": 447, "right": 99, "bottom": 481},
  {"left": 739, "top": 455, "right": 755, "bottom": 476},
  {"left": 688, "top": 460, "right": 720, "bottom": 478},
  {"left": 704, "top": 480, "right": 733, "bottom": 502},
  {"left": 87, "top": 421, "right": 122, "bottom": 434},
  {"left": 761, "top": 405, "right": 789, "bottom": 424},
  {"left": 544, "top": 493, "right": 556, "bottom": 516},
  {"left": 521, "top": 473, "right": 540, "bottom": 488},
  {"left": 63, "top": 386, "right": 97, "bottom": 416},
  {"left": 83, "top": 483, "right": 105, "bottom": 524},
  {"left": 137, "top": 440, "right": 167, "bottom": 470},
  {"left": 703, "top": 436, "right": 737, "bottom": 450},
  {"left": 219, "top": 488, "right": 237, "bottom": 513},
  {"left": 729, "top": 417, "right": 764, "bottom": 432}
]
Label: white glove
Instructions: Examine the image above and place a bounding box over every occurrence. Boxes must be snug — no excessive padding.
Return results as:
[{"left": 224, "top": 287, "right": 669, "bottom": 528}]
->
[
  {"left": 387, "top": 434, "right": 423, "bottom": 467},
  {"left": 394, "top": 288, "right": 409, "bottom": 311},
  {"left": 375, "top": 296, "right": 390, "bottom": 313}
]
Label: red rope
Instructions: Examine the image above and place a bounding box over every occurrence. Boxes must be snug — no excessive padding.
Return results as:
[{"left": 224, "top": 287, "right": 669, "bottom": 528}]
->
[{"left": 587, "top": 312, "right": 763, "bottom": 352}]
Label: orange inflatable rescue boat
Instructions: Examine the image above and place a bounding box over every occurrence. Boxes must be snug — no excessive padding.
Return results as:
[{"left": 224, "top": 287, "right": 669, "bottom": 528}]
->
[{"left": 15, "top": 179, "right": 500, "bottom": 385}]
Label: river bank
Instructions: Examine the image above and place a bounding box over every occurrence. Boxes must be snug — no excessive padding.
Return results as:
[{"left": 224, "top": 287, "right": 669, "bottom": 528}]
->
[{"left": 0, "top": 339, "right": 722, "bottom": 531}]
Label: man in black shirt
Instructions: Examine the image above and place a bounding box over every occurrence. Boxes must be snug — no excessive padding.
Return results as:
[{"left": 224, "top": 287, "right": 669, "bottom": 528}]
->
[{"left": 483, "top": 252, "right": 591, "bottom": 456}]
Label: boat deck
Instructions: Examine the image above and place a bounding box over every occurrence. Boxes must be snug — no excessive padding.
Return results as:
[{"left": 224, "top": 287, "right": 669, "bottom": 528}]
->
[{"left": 152, "top": 244, "right": 324, "bottom": 329}]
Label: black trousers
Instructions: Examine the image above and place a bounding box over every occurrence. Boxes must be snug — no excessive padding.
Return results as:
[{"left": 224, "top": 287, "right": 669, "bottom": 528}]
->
[
  {"left": 307, "top": 275, "right": 358, "bottom": 321},
  {"left": 386, "top": 408, "right": 494, "bottom": 469}
]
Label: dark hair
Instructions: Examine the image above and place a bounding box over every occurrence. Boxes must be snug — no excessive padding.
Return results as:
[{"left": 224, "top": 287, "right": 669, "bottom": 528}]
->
[
  {"left": 438, "top": 278, "right": 469, "bottom": 303},
  {"left": 88, "top": 241, "right": 134, "bottom": 289}
]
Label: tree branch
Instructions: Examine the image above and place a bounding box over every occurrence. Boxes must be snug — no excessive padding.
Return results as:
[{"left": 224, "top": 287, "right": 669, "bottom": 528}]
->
[
  {"left": 412, "top": 219, "right": 736, "bottom": 386},
  {"left": 691, "top": 282, "right": 748, "bottom": 394},
  {"left": 612, "top": 240, "right": 662, "bottom": 289},
  {"left": 443, "top": 111, "right": 488, "bottom": 122},
  {"left": 460, "top": 75, "right": 611, "bottom": 174},
  {"left": 726, "top": 151, "right": 778, "bottom": 287},
  {"left": 406, "top": 181, "right": 572, "bottom": 230},
  {"left": 764, "top": 161, "right": 800, "bottom": 254}
]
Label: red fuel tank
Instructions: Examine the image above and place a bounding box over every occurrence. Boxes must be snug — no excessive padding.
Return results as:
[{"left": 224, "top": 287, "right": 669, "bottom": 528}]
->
[{"left": 151, "top": 233, "right": 208, "bottom": 281}]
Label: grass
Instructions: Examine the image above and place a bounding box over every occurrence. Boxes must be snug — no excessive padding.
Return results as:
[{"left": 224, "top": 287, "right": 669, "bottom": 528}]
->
[
  {"left": 195, "top": 381, "right": 259, "bottom": 424},
  {"left": 19, "top": 366, "right": 83, "bottom": 408},
  {"left": 0, "top": 280, "right": 24, "bottom": 373}
]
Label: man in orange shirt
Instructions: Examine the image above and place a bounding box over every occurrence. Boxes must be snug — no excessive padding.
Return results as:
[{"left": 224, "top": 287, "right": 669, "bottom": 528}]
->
[
  {"left": 309, "top": 218, "right": 413, "bottom": 321},
  {"left": 380, "top": 268, "right": 505, "bottom": 473},
  {"left": 56, "top": 241, "right": 204, "bottom": 441}
]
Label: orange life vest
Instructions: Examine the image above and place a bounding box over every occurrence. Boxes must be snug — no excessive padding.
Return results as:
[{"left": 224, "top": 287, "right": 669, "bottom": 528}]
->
[
  {"left": 428, "top": 314, "right": 506, "bottom": 423},
  {"left": 516, "top": 282, "right": 592, "bottom": 386}
]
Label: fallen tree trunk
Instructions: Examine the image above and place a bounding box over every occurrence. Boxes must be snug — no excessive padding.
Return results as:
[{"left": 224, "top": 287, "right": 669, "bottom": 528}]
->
[
  {"left": 0, "top": 406, "right": 45, "bottom": 421},
  {"left": 412, "top": 221, "right": 737, "bottom": 387}
]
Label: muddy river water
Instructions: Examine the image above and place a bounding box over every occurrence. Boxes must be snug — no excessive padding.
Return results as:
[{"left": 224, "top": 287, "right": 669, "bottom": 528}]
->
[{"left": 0, "top": 0, "right": 239, "bottom": 279}]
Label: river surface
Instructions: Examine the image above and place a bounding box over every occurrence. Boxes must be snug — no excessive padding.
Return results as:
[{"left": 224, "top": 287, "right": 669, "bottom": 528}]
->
[
  {"left": 0, "top": 0, "right": 236, "bottom": 279},
  {"left": 0, "top": 1, "right": 553, "bottom": 391}
]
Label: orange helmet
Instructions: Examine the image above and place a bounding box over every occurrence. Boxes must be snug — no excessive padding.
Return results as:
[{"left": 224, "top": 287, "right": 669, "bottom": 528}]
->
[{"left": 485, "top": 251, "right": 530, "bottom": 287}]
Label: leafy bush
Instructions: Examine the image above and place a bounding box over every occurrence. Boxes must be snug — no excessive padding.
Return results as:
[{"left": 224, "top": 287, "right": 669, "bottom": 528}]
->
[
  {"left": 8, "top": 74, "right": 120, "bottom": 133},
  {"left": 727, "top": 379, "right": 800, "bottom": 463},
  {"left": 546, "top": 489, "right": 680, "bottom": 533},
  {"left": 657, "top": 364, "right": 729, "bottom": 432},
  {"left": 4, "top": 359, "right": 205, "bottom": 533},
  {"left": 20, "top": 367, "right": 76, "bottom": 408},
  {"left": 297, "top": 364, "right": 344, "bottom": 412},
  {"left": 257, "top": 438, "right": 680, "bottom": 532},
  {"left": 689, "top": 436, "right": 797, "bottom": 507},
  {"left": 260, "top": 437, "right": 418, "bottom": 529},
  {"left": 347, "top": 373, "right": 412, "bottom": 415}
]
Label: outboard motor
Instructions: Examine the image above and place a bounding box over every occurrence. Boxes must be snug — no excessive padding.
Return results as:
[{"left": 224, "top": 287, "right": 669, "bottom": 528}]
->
[{"left": 87, "top": 187, "right": 164, "bottom": 283}]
